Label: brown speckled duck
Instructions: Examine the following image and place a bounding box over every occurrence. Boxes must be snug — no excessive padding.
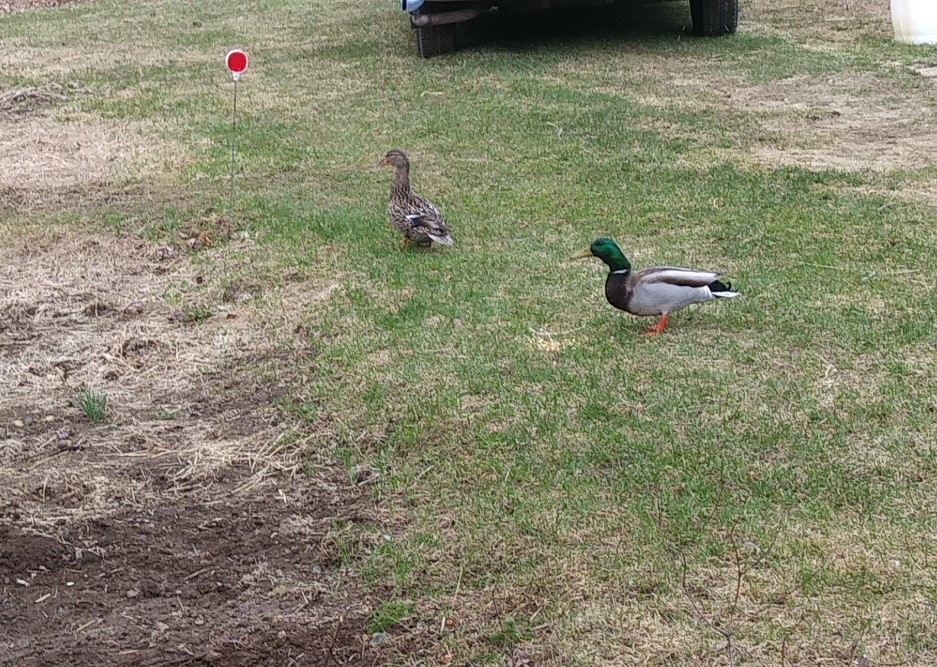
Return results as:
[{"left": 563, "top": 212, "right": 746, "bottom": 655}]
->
[
  {"left": 572, "top": 237, "right": 740, "bottom": 336},
  {"left": 378, "top": 149, "right": 453, "bottom": 249}
]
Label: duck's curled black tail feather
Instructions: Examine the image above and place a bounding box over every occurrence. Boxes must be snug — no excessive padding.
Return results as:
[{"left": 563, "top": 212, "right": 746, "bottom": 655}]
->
[{"left": 709, "top": 279, "right": 740, "bottom": 298}]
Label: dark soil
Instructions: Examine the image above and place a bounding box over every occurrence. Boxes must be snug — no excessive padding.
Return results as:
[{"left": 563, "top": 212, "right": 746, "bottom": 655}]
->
[
  {"left": 0, "top": 234, "right": 415, "bottom": 666},
  {"left": 0, "top": 470, "right": 391, "bottom": 666}
]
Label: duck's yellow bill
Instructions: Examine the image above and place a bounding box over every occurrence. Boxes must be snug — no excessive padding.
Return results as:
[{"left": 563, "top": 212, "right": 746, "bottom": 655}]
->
[
  {"left": 570, "top": 249, "right": 593, "bottom": 260},
  {"left": 377, "top": 158, "right": 389, "bottom": 167}
]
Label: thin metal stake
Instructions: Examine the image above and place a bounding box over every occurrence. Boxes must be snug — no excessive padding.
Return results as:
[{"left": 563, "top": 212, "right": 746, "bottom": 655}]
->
[{"left": 229, "top": 77, "right": 239, "bottom": 219}]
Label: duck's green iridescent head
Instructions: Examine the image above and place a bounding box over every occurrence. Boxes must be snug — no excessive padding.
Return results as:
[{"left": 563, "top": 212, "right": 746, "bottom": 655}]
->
[{"left": 572, "top": 237, "right": 631, "bottom": 271}]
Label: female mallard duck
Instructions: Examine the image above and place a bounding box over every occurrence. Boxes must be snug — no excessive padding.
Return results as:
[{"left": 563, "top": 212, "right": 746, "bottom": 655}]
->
[
  {"left": 572, "top": 237, "right": 739, "bottom": 336},
  {"left": 378, "top": 149, "right": 453, "bottom": 249}
]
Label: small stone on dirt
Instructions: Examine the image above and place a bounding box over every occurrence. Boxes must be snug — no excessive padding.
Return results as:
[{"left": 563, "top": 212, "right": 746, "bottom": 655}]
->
[
  {"left": 138, "top": 578, "right": 161, "bottom": 597},
  {"left": 506, "top": 650, "right": 534, "bottom": 667},
  {"left": 370, "top": 632, "right": 388, "bottom": 647},
  {"left": 155, "top": 246, "right": 176, "bottom": 261},
  {"left": 350, "top": 464, "right": 376, "bottom": 485},
  {"left": 13, "top": 420, "right": 24, "bottom": 428}
]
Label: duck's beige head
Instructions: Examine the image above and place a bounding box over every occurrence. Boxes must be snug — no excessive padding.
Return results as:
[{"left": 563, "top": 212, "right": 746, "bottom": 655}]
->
[{"left": 378, "top": 149, "right": 410, "bottom": 168}]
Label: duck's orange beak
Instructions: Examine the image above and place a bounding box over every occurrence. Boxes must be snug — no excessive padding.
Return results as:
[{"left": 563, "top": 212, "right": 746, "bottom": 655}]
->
[
  {"left": 570, "top": 249, "right": 593, "bottom": 260},
  {"left": 377, "top": 157, "right": 389, "bottom": 167}
]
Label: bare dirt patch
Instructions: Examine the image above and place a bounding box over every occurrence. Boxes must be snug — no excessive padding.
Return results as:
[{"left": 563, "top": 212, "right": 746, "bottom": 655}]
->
[
  {"left": 0, "top": 230, "right": 405, "bottom": 664},
  {"left": 1, "top": 482, "right": 378, "bottom": 666}
]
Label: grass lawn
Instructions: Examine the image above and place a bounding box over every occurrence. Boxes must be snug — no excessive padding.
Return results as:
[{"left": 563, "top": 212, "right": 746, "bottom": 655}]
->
[{"left": 2, "top": 0, "right": 937, "bottom": 664}]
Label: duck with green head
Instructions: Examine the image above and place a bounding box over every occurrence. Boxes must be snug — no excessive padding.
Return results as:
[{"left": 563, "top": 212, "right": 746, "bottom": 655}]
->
[{"left": 572, "top": 238, "right": 739, "bottom": 336}]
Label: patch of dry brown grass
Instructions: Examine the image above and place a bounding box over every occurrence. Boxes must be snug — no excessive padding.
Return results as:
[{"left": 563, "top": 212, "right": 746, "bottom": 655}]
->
[
  {"left": 746, "top": 0, "right": 892, "bottom": 42},
  {"left": 0, "top": 227, "right": 344, "bottom": 528},
  {"left": 0, "top": 81, "right": 186, "bottom": 214},
  {"left": 0, "top": 228, "right": 392, "bottom": 664},
  {"left": 378, "top": 512, "right": 937, "bottom": 665},
  {"left": 484, "top": 519, "right": 937, "bottom": 666},
  {"left": 554, "top": 59, "right": 937, "bottom": 175},
  {"left": 0, "top": 115, "right": 178, "bottom": 193},
  {"left": 0, "top": 0, "right": 90, "bottom": 18},
  {"left": 734, "top": 73, "right": 937, "bottom": 171},
  {"left": 736, "top": 1, "right": 937, "bottom": 172}
]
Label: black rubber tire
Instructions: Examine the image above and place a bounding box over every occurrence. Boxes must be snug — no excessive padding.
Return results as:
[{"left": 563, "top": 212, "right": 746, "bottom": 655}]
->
[
  {"left": 416, "top": 23, "right": 456, "bottom": 58},
  {"left": 689, "top": 0, "right": 738, "bottom": 36}
]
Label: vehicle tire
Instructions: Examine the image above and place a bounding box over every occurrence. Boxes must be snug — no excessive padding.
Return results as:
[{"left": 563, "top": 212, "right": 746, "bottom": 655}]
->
[
  {"left": 416, "top": 23, "right": 456, "bottom": 58},
  {"left": 690, "top": 0, "right": 738, "bottom": 36}
]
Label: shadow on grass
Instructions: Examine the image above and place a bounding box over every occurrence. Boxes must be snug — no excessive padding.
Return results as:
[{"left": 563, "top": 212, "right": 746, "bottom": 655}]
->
[{"left": 457, "top": 0, "right": 696, "bottom": 53}]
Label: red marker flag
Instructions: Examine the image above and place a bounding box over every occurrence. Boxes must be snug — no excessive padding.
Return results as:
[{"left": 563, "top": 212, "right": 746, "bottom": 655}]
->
[
  {"left": 225, "top": 49, "right": 249, "bottom": 219},
  {"left": 225, "top": 49, "right": 248, "bottom": 81}
]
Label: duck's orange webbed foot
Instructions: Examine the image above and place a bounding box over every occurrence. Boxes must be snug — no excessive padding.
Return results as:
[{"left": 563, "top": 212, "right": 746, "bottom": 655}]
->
[{"left": 644, "top": 314, "right": 670, "bottom": 337}]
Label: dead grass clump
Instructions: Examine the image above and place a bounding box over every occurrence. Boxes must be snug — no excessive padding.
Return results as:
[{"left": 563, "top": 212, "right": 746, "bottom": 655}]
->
[
  {"left": 0, "top": 0, "right": 91, "bottom": 16},
  {"left": 0, "top": 84, "right": 70, "bottom": 116}
]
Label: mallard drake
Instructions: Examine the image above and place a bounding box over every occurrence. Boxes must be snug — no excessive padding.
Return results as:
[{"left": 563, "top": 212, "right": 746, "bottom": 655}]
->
[
  {"left": 378, "top": 149, "right": 453, "bottom": 249},
  {"left": 572, "top": 237, "right": 739, "bottom": 336}
]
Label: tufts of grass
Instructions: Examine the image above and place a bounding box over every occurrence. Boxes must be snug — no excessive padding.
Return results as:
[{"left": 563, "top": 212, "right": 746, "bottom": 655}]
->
[
  {"left": 278, "top": 398, "right": 322, "bottom": 423},
  {"left": 177, "top": 304, "right": 213, "bottom": 325},
  {"left": 77, "top": 388, "right": 108, "bottom": 424},
  {"left": 368, "top": 600, "right": 415, "bottom": 634}
]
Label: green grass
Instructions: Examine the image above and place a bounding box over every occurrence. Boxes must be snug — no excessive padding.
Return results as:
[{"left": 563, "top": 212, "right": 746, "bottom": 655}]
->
[
  {"left": 177, "top": 303, "right": 213, "bottom": 324},
  {"left": 369, "top": 599, "right": 416, "bottom": 633},
  {"left": 5, "top": 0, "right": 937, "bottom": 664},
  {"left": 77, "top": 388, "right": 108, "bottom": 423}
]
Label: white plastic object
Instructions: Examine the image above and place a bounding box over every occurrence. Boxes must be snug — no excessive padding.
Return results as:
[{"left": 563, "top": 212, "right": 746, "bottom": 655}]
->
[{"left": 892, "top": 0, "right": 937, "bottom": 45}]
